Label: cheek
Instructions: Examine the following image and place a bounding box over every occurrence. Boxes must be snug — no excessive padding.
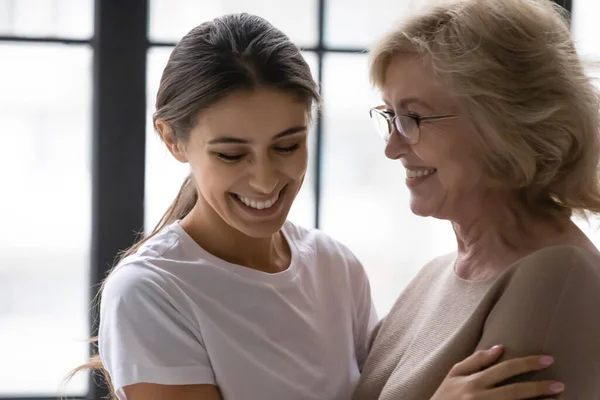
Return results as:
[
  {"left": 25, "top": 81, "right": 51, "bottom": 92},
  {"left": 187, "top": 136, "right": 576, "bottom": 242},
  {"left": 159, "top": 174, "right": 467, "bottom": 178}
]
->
[
  {"left": 282, "top": 148, "right": 308, "bottom": 179},
  {"left": 190, "top": 156, "right": 237, "bottom": 194},
  {"left": 448, "top": 138, "right": 483, "bottom": 185},
  {"left": 438, "top": 151, "right": 484, "bottom": 196},
  {"left": 413, "top": 135, "right": 452, "bottom": 169},
  {"left": 415, "top": 131, "right": 480, "bottom": 188}
]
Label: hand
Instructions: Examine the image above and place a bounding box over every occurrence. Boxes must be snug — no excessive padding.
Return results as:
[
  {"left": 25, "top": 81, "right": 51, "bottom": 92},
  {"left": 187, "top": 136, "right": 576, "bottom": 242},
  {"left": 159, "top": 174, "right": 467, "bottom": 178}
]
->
[{"left": 430, "top": 345, "right": 565, "bottom": 400}]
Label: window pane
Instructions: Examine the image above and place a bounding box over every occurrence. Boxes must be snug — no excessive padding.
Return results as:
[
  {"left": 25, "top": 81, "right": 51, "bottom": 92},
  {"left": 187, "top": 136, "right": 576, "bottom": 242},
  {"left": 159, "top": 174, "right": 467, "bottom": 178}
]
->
[
  {"left": 0, "top": 44, "right": 91, "bottom": 396},
  {"left": 320, "top": 54, "right": 456, "bottom": 315},
  {"left": 0, "top": 0, "right": 93, "bottom": 39},
  {"left": 288, "top": 51, "right": 318, "bottom": 229},
  {"left": 562, "top": 0, "right": 600, "bottom": 245},
  {"left": 145, "top": 47, "right": 191, "bottom": 233},
  {"left": 324, "top": 0, "right": 426, "bottom": 48},
  {"left": 573, "top": 0, "right": 600, "bottom": 79},
  {"left": 149, "top": 0, "right": 317, "bottom": 47},
  {"left": 145, "top": 48, "right": 318, "bottom": 231}
]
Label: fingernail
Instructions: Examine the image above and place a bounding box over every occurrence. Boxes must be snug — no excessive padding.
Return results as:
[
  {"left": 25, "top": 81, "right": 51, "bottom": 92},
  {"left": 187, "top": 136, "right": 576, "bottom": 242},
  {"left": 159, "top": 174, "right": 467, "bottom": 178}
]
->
[
  {"left": 488, "top": 344, "right": 503, "bottom": 354},
  {"left": 550, "top": 382, "right": 565, "bottom": 393},
  {"left": 540, "top": 356, "right": 554, "bottom": 366}
]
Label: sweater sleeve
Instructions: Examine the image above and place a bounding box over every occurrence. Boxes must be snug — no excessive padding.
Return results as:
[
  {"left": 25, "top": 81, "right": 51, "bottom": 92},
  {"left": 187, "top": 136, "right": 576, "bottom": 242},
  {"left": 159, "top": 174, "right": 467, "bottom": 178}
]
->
[{"left": 475, "top": 247, "right": 600, "bottom": 399}]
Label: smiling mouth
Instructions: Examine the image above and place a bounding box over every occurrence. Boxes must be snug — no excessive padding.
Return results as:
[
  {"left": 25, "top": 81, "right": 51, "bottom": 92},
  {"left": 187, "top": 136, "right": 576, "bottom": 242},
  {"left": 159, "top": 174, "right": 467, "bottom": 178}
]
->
[
  {"left": 405, "top": 168, "right": 437, "bottom": 179},
  {"left": 231, "top": 185, "right": 287, "bottom": 211}
]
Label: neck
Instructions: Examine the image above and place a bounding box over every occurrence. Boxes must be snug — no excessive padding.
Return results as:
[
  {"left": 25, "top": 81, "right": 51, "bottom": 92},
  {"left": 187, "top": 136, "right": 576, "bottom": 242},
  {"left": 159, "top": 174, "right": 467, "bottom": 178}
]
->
[
  {"left": 179, "top": 197, "right": 290, "bottom": 274},
  {"left": 451, "top": 193, "right": 581, "bottom": 280}
]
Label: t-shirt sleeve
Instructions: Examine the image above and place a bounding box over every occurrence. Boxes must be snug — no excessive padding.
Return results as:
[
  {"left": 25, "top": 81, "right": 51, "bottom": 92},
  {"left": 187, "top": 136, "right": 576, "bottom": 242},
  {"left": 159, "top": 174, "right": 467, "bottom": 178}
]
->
[
  {"left": 344, "top": 247, "right": 380, "bottom": 370},
  {"left": 98, "top": 262, "right": 216, "bottom": 393},
  {"left": 475, "top": 247, "right": 600, "bottom": 399}
]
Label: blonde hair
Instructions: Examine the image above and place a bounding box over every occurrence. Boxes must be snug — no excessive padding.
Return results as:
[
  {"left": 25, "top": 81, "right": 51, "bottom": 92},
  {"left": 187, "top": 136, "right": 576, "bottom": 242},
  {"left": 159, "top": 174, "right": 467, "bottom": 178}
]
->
[{"left": 370, "top": 0, "right": 600, "bottom": 221}]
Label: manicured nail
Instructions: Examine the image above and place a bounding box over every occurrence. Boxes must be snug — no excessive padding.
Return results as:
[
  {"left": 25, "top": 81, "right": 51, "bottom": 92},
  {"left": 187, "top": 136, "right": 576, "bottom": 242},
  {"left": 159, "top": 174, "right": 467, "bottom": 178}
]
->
[
  {"left": 540, "top": 356, "right": 554, "bottom": 366},
  {"left": 488, "top": 344, "right": 503, "bottom": 354},
  {"left": 550, "top": 382, "right": 565, "bottom": 393}
]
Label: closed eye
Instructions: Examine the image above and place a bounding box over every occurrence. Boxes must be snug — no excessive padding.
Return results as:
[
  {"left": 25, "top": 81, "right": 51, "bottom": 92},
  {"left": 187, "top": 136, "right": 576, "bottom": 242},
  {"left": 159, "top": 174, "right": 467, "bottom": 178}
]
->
[
  {"left": 216, "top": 153, "right": 245, "bottom": 162},
  {"left": 274, "top": 143, "right": 300, "bottom": 153}
]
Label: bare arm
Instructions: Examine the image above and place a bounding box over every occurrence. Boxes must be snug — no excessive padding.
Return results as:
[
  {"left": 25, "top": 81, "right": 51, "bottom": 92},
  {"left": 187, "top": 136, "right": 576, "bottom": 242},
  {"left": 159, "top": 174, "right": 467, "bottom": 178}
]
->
[
  {"left": 431, "top": 345, "right": 563, "bottom": 399},
  {"left": 123, "top": 383, "right": 222, "bottom": 400}
]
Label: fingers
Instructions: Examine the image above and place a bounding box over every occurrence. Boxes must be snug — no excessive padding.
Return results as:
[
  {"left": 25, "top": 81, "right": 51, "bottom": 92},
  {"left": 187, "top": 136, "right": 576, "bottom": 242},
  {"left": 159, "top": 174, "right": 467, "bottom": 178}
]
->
[
  {"left": 475, "top": 355, "right": 555, "bottom": 387},
  {"left": 486, "top": 380, "right": 565, "bottom": 399},
  {"left": 448, "top": 345, "right": 504, "bottom": 377}
]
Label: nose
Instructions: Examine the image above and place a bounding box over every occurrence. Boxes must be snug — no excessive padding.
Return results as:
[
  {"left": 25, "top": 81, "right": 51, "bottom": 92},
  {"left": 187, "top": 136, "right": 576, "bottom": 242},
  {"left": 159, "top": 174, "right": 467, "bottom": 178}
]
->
[
  {"left": 384, "top": 131, "right": 410, "bottom": 160},
  {"left": 248, "top": 157, "right": 279, "bottom": 194}
]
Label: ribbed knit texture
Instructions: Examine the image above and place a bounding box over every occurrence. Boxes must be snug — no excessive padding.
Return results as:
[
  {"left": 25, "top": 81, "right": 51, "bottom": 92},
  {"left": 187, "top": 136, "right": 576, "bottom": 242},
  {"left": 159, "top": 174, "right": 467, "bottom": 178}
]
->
[{"left": 353, "top": 246, "right": 600, "bottom": 400}]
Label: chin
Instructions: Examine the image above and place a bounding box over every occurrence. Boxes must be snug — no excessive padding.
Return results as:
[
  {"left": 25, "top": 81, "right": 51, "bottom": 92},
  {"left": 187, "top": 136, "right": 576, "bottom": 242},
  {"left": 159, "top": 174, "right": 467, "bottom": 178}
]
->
[
  {"left": 230, "top": 205, "right": 293, "bottom": 238},
  {"left": 409, "top": 197, "right": 427, "bottom": 216},
  {"left": 410, "top": 206, "right": 431, "bottom": 217},
  {"left": 238, "top": 220, "right": 286, "bottom": 238},
  {"left": 409, "top": 197, "right": 439, "bottom": 218}
]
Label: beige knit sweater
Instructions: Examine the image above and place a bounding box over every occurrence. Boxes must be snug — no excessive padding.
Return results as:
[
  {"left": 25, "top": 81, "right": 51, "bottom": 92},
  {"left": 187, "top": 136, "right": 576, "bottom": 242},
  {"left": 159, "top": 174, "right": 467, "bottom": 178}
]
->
[{"left": 353, "top": 245, "right": 600, "bottom": 400}]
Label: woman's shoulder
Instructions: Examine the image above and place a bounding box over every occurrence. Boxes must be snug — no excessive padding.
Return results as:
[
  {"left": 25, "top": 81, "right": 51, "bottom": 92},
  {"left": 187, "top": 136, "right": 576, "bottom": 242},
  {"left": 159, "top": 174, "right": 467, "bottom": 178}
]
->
[
  {"left": 508, "top": 245, "right": 600, "bottom": 286},
  {"left": 283, "top": 221, "right": 370, "bottom": 279},
  {"left": 118, "top": 222, "right": 186, "bottom": 263},
  {"left": 102, "top": 256, "right": 180, "bottom": 307},
  {"left": 102, "top": 223, "right": 199, "bottom": 302},
  {"left": 491, "top": 245, "right": 600, "bottom": 316},
  {"left": 478, "top": 246, "right": 600, "bottom": 396},
  {"left": 283, "top": 220, "right": 356, "bottom": 259}
]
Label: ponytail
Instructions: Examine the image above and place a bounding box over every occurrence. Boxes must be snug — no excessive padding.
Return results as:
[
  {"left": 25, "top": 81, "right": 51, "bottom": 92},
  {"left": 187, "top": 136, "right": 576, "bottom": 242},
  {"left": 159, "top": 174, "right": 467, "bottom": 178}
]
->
[
  {"left": 119, "top": 174, "right": 197, "bottom": 262},
  {"left": 67, "top": 175, "right": 197, "bottom": 398}
]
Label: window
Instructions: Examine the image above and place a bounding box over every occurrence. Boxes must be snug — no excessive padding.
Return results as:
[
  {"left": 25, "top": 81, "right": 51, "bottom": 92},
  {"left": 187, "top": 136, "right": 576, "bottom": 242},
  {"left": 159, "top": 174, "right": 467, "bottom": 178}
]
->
[
  {"left": 0, "top": 0, "right": 93, "bottom": 397},
  {"left": 571, "top": 0, "right": 600, "bottom": 246},
  {"left": 0, "top": 44, "right": 91, "bottom": 397},
  {"left": 320, "top": 53, "right": 456, "bottom": 313},
  {"left": 324, "top": 0, "right": 426, "bottom": 48},
  {"left": 0, "top": 0, "right": 93, "bottom": 38},
  {"left": 2, "top": 1, "right": 585, "bottom": 399},
  {"left": 144, "top": 47, "right": 190, "bottom": 233},
  {"left": 573, "top": 0, "right": 600, "bottom": 80},
  {"left": 149, "top": 0, "right": 317, "bottom": 47}
]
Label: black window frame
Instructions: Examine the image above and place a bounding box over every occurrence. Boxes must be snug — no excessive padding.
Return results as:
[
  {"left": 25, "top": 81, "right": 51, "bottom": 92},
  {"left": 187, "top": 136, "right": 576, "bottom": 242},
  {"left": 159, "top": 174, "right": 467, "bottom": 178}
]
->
[{"left": 0, "top": 0, "right": 572, "bottom": 398}]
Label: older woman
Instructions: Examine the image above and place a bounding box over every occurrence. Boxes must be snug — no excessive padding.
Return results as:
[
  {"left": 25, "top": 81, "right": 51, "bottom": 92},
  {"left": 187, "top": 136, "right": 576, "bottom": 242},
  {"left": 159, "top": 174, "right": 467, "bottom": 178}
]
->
[{"left": 353, "top": 0, "right": 600, "bottom": 399}]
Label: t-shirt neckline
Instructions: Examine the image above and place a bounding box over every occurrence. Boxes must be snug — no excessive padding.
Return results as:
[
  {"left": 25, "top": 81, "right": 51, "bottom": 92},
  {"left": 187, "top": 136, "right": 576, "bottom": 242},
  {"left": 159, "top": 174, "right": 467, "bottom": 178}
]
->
[{"left": 168, "top": 220, "right": 300, "bottom": 285}]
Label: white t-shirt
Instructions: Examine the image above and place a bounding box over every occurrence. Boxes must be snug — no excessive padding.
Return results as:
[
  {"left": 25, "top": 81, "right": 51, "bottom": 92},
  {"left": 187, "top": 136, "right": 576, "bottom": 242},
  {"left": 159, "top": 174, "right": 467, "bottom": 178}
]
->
[{"left": 99, "top": 220, "right": 379, "bottom": 400}]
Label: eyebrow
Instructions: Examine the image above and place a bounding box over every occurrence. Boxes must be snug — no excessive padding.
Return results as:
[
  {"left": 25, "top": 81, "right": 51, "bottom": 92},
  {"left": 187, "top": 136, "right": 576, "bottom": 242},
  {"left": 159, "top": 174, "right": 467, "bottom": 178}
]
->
[
  {"left": 383, "top": 97, "right": 434, "bottom": 112},
  {"left": 208, "top": 126, "right": 307, "bottom": 145}
]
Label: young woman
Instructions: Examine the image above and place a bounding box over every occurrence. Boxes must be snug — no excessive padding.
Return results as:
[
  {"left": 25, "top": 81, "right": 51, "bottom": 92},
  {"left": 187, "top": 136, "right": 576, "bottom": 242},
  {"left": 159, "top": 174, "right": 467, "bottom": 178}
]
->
[{"left": 75, "top": 13, "right": 561, "bottom": 400}]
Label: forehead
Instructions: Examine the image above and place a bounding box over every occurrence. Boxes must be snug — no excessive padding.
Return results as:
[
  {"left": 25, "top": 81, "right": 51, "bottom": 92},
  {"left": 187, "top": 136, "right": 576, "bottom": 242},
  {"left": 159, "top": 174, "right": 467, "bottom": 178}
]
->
[
  {"left": 381, "top": 54, "right": 445, "bottom": 107},
  {"left": 196, "top": 88, "right": 309, "bottom": 139}
]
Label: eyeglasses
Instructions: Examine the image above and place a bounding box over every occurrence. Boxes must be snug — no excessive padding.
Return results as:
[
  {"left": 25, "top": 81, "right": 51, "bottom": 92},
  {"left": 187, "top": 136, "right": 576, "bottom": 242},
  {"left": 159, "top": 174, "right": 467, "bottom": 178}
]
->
[{"left": 369, "top": 105, "right": 458, "bottom": 144}]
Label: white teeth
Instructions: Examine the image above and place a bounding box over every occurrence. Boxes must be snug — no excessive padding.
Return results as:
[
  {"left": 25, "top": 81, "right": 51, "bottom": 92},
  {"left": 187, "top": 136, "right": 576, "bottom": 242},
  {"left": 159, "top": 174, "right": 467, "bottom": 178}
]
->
[
  {"left": 237, "top": 191, "right": 280, "bottom": 210},
  {"left": 406, "top": 168, "right": 436, "bottom": 179}
]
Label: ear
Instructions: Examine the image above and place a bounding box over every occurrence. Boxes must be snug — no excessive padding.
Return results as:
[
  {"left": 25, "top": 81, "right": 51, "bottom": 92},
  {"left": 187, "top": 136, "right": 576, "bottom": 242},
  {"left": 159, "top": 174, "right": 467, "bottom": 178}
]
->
[{"left": 156, "top": 120, "right": 188, "bottom": 163}]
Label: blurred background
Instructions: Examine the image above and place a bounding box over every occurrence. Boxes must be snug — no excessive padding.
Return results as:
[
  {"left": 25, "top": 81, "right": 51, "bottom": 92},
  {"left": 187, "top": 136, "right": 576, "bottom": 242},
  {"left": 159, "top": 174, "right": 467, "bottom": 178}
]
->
[{"left": 0, "top": 0, "right": 597, "bottom": 398}]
